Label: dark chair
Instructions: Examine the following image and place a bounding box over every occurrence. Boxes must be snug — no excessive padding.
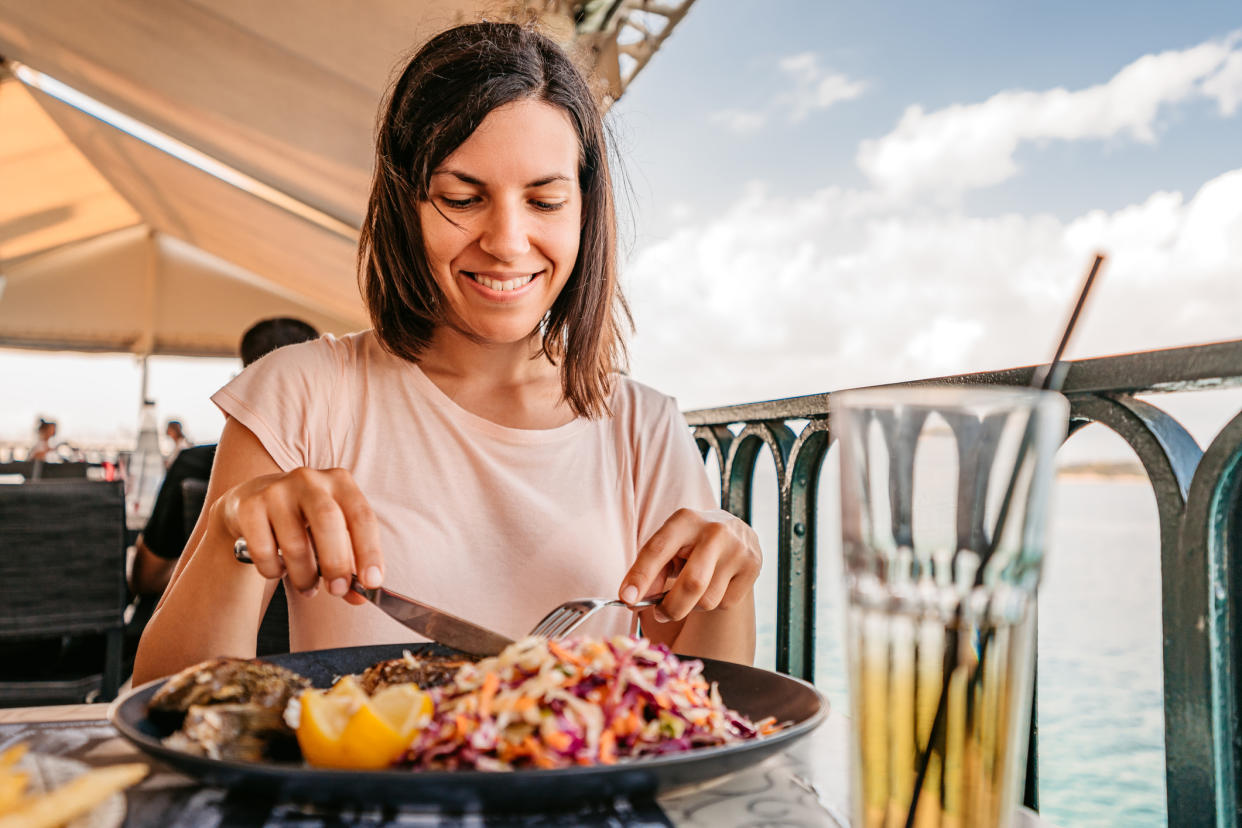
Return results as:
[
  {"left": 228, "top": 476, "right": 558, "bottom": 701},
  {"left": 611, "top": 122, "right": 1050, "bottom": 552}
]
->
[
  {"left": 32, "top": 461, "right": 94, "bottom": 480},
  {"left": 180, "top": 477, "right": 289, "bottom": 656},
  {"left": 0, "top": 480, "right": 127, "bottom": 705},
  {"left": 0, "top": 461, "right": 94, "bottom": 481}
]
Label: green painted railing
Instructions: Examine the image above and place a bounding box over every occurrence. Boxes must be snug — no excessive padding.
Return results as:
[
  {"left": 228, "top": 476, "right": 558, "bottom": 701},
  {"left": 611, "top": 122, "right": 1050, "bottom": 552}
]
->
[{"left": 684, "top": 338, "right": 1242, "bottom": 827}]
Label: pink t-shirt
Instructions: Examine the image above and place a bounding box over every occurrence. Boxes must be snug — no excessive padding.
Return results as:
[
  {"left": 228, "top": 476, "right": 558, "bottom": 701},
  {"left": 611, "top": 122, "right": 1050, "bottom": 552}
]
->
[{"left": 212, "top": 331, "right": 715, "bottom": 652}]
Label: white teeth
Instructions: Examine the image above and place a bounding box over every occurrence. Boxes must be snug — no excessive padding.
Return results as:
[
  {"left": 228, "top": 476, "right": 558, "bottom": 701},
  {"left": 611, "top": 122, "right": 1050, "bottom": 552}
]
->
[{"left": 470, "top": 273, "right": 535, "bottom": 292}]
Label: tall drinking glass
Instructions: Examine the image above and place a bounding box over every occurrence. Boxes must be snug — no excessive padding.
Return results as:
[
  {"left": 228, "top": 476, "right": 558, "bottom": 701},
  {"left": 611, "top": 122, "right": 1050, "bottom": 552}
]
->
[{"left": 834, "top": 386, "right": 1068, "bottom": 828}]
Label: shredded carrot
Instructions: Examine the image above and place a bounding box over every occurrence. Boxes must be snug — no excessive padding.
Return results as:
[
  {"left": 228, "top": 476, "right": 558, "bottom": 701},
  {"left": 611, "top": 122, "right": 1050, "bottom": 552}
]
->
[
  {"left": 598, "top": 729, "right": 617, "bottom": 765},
  {"left": 524, "top": 736, "right": 559, "bottom": 769},
  {"left": 610, "top": 708, "right": 642, "bottom": 737},
  {"left": 758, "top": 718, "right": 782, "bottom": 736},
  {"left": 478, "top": 673, "right": 500, "bottom": 718},
  {"left": 547, "top": 640, "right": 586, "bottom": 666},
  {"left": 513, "top": 696, "right": 536, "bottom": 713},
  {"left": 543, "top": 729, "right": 572, "bottom": 752}
]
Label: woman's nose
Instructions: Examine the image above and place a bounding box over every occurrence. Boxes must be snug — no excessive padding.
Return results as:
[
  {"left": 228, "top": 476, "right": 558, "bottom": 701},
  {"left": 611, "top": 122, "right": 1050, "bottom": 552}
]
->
[{"left": 477, "top": 201, "right": 531, "bottom": 262}]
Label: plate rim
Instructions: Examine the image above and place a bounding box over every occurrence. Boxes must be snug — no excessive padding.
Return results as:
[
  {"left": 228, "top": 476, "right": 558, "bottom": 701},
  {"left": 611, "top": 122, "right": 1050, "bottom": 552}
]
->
[{"left": 108, "top": 643, "right": 828, "bottom": 795}]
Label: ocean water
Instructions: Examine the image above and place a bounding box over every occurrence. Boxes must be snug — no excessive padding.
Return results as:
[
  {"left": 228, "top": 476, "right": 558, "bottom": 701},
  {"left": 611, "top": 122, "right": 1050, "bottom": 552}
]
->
[{"left": 746, "top": 466, "right": 1167, "bottom": 827}]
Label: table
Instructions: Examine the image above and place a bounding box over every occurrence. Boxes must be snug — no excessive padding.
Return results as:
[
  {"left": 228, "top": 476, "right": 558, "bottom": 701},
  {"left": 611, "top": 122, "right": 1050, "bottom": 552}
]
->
[{"left": 0, "top": 704, "right": 1054, "bottom": 826}]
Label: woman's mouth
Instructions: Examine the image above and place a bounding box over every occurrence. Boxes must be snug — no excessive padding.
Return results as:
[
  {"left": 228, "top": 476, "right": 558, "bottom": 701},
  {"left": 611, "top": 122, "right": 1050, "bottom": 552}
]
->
[{"left": 462, "top": 271, "right": 539, "bottom": 293}]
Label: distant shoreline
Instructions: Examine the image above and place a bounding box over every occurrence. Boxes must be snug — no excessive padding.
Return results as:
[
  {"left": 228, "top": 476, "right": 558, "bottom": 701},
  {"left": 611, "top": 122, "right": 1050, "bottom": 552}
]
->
[{"left": 1057, "top": 462, "right": 1147, "bottom": 482}]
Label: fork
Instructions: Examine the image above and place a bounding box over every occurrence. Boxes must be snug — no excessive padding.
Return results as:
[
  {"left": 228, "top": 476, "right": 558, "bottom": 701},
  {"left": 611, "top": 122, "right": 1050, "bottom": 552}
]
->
[{"left": 528, "top": 592, "right": 667, "bottom": 640}]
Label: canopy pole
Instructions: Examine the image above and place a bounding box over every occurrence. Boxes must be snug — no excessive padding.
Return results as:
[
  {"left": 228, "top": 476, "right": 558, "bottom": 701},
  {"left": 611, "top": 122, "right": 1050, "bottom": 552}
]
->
[{"left": 139, "top": 355, "right": 150, "bottom": 406}]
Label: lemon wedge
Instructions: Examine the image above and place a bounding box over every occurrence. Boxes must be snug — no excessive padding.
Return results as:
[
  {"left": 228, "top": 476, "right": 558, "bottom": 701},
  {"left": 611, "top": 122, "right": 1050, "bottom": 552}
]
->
[{"left": 296, "top": 682, "right": 433, "bottom": 770}]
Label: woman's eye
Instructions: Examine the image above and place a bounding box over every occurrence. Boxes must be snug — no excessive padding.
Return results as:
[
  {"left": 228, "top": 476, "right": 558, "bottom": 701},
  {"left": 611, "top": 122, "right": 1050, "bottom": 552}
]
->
[
  {"left": 439, "top": 196, "right": 477, "bottom": 209},
  {"left": 531, "top": 200, "right": 565, "bottom": 212}
]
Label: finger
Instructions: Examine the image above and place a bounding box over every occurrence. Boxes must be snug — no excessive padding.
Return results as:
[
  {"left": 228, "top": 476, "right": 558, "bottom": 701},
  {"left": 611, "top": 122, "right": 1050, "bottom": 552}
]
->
[
  {"left": 264, "top": 487, "right": 319, "bottom": 595},
  {"left": 658, "top": 540, "right": 721, "bottom": 621},
  {"left": 718, "top": 570, "right": 756, "bottom": 610},
  {"left": 621, "top": 508, "right": 698, "bottom": 604},
  {"left": 234, "top": 499, "right": 283, "bottom": 581},
  {"left": 301, "top": 493, "right": 352, "bottom": 598},
  {"left": 330, "top": 469, "right": 384, "bottom": 589}
]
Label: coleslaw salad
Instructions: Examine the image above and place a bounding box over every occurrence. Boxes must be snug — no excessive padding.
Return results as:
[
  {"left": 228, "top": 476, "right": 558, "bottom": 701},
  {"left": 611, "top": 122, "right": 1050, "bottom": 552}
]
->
[{"left": 405, "top": 635, "right": 782, "bottom": 771}]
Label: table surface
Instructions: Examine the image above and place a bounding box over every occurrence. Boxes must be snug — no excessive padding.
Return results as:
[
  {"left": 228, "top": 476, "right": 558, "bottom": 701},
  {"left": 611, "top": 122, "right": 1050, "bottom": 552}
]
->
[{"left": 0, "top": 703, "right": 1054, "bottom": 827}]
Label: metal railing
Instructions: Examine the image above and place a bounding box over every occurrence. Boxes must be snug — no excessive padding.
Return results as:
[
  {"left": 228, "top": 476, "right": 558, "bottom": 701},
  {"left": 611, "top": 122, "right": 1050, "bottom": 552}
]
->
[{"left": 684, "top": 339, "right": 1242, "bottom": 826}]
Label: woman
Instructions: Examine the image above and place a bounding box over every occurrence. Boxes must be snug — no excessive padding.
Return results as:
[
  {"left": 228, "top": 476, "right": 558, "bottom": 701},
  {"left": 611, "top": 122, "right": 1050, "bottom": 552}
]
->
[
  {"left": 134, "top": 22, "right": 760, "bottom": 684},
  {"left": 30, "top": 418, "right": 57, "bottom": 461}
]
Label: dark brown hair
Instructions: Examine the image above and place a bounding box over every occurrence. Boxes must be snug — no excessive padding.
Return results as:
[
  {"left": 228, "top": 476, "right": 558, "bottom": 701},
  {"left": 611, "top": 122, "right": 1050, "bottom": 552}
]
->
[
  {"left": 359, "top": 21, "right": 630, "bottom": 419},
  {"left": 240, "top": 317, "right": 320, "bottom": 367}
]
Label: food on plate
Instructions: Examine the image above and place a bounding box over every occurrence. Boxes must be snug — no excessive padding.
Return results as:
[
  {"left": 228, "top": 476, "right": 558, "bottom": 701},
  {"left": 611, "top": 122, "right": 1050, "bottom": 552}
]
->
[
  {"left": 358, "top": 651, "right": 478, "bottom": 694},
  {"left": 149, "top": 636, "right": 783, "bottom": 771},
  {"left": 149, "top": 656, "right": 310, "bottom": 717},
  {"left": 295, "top": 677, "right": 434, "bottom": 769},
  {"left": 405, "top": 636, "right": 782, "bottom": 770},
  {"left": 151, "top": 656, "right": 310, "bottom": 760},
  {"left": 0, "top": 743, "right": 148, "bottom": 828},
  {"left": 164, "top": 702, "right": 299, "bottom": 762}
]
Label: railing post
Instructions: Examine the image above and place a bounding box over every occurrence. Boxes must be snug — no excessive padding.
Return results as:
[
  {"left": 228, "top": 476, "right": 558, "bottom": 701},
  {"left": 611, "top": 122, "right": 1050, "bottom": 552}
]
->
[
  {"left": 1066, "top": 394, "right": 1206, "bottom": 824},
  {"left": 782, "top": 421, "right": 831, "bottom": 682},
  {"left": 1180, "top": 410, "right": 1242, "bottom": 827}
]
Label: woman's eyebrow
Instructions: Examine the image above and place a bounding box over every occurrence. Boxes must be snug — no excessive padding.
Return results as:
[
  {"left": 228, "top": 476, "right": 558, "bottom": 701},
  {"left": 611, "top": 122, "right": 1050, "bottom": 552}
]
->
[
  {"left": 432, "top": 170, "right": 485, "bottom": 186},
  {"left": 431, "top": 170, "right": 573, "bottom": 188},
  {"left": 526, "top": 174, "right": 573, "bottom": 188}
]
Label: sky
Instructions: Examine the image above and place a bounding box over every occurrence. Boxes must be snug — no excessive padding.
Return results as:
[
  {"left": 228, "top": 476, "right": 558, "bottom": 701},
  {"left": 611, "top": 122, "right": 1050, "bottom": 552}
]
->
[{"left": 2, "top": 0, "right": 1240, "bottom": 455}]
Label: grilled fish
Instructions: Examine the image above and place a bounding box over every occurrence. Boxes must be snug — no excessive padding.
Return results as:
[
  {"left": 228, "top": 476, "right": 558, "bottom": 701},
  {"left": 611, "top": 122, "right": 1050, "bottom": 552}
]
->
[
  {"left": 150, "top": 657, "right": 310, "bottom": 715},
  {"left": 358, "top": 650, "right": 477, "bottom": 693},
  {"left": 164, "top": 702, "right": 300, "bottom": 762}
]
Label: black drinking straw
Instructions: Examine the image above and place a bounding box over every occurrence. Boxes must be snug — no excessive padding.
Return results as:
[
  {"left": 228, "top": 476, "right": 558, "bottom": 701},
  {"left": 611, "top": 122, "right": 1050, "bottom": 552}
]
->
[{"left": 902, "top": 253, "right": 1105, "bottom": 827}]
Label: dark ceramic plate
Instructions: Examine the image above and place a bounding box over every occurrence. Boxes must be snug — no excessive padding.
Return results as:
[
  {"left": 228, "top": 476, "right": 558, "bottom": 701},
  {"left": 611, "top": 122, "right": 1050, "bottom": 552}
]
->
[{"left": 109, "top": 642, "right": 827, "bottom": 810}]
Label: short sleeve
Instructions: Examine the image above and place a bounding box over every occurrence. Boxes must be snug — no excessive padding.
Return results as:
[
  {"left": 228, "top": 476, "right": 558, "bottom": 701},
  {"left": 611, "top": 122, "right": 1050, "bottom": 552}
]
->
[
  {"left": 632, "top": 394, "right": 718, "bottom": 548},
  {"left": 210, "top": 337, "right": 346, "bottom": 471}
]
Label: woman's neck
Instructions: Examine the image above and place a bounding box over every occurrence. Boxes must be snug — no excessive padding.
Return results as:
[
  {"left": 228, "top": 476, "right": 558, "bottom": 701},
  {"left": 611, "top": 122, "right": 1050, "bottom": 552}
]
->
[{"left": 416, "top": 328, "right": 574, "bottom": 429}]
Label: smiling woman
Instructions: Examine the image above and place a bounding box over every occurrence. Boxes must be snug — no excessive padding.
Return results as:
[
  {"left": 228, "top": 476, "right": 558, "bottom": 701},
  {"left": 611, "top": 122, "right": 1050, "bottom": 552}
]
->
[{"left": 133, "top": 21, "right": 761, "bottom": 687}]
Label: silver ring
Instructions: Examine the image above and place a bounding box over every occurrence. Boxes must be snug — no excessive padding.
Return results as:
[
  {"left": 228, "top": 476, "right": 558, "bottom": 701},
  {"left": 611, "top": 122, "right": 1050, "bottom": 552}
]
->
[{"left": 233, "top": 537, "right": 253, "bottom": 564}]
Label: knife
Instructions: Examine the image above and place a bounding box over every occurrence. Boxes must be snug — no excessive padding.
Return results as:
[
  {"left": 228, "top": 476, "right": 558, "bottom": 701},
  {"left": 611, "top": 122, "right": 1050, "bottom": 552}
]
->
[{"left": 232, "top": 538, "right": 515, "bottom": 657}]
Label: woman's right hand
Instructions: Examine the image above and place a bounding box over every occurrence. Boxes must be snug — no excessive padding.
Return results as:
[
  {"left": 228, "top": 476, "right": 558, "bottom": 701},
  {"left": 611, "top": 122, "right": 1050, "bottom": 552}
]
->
[{"left": 214, "top": 467, "right": 383, "bottom": 605}]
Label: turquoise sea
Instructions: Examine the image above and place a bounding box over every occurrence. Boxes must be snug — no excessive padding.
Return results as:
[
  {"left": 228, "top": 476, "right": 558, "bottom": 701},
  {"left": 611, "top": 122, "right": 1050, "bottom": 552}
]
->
[{"left": 748, "top": 471, "right": 1166, "bottom": 827}]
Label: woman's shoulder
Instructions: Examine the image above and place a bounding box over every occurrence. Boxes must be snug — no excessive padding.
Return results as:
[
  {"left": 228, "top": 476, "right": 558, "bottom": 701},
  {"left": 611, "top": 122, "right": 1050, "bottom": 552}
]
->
[{"left": 607, "top": 374, "right": 684, "bottom": 429}]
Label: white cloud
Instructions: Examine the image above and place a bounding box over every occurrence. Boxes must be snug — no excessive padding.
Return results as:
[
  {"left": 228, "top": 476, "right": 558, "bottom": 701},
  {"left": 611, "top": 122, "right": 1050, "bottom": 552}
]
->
[
  {"left": 624, "top": 169, "right": 1242, "bottom": 410},
  {"left": 777, "top": 52, "right": 867, "bottom": 122},
  {"left": 857, "top": 32, "right": 1242, "bottom": 200},
  {"left": 1203, "top": 49, "right": 1242, "bottom": 115},
  {"left": 707, "top": 53, "right": 865, "bottom": 135},
  {"left": 709, "top": 108, "right": 767, "bottom": 134}
]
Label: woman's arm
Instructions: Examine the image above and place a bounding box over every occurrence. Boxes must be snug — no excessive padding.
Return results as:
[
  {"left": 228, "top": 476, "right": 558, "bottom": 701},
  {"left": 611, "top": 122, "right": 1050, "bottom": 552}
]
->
[
  {"left": 133, "top": 418, "right": 383, "bottom": 683},
  {"left": 134, "top": 420, "right": 280, "bottom": 683}
]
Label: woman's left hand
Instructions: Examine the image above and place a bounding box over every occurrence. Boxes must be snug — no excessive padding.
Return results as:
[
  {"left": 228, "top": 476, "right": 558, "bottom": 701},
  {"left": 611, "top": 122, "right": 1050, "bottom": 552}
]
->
[{"left": 620, "top": 508, "right": 761, "bottom": 623}]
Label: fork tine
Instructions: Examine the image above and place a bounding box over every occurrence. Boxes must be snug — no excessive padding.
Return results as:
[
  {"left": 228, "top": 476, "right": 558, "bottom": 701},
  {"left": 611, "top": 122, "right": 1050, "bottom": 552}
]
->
[
  {"left": 552, "top": 606, "right": 604, "bottom": 639},
  {"left": 531, "top": 607, "right": 580, "bottom": 639},
  {"left": 542, "top": 614, "right": 583, "bottom": 639}
]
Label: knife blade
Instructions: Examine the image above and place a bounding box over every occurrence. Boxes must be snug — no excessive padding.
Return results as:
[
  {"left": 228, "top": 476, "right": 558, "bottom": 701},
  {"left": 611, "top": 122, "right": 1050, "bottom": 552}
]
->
[
  {"left": 231, "top": 538, "right": 514, "bottom": 657},
  {"left": 349, "top": 580, "right": 515, "bottom": 657}
]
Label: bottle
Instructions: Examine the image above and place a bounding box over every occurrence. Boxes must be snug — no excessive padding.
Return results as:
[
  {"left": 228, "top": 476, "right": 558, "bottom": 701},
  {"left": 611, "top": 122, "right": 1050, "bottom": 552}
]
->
[{"left": 126, "top": 399, "right": 166, "bottom": 528}]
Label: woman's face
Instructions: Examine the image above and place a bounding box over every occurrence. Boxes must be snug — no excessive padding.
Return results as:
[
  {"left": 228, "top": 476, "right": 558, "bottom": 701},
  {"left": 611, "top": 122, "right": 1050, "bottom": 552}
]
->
[{"left": 418, "top": 99, "right": 582, "bottom": 347}]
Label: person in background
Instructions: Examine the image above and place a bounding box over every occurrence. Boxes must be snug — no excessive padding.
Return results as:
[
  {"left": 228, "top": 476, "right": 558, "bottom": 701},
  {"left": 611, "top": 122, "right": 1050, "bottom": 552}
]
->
[
  {"left": 128, "top": 317, "right": 319, "bottom": 597},
  {"left": 29, "top": 418, "right": 57, "bottom": 461},
  {"left": 135, "top": 22, "right": 761, "bottom": 686},
  {"left": 164, "top": 420, "right": 193, "bottom": 467}
]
